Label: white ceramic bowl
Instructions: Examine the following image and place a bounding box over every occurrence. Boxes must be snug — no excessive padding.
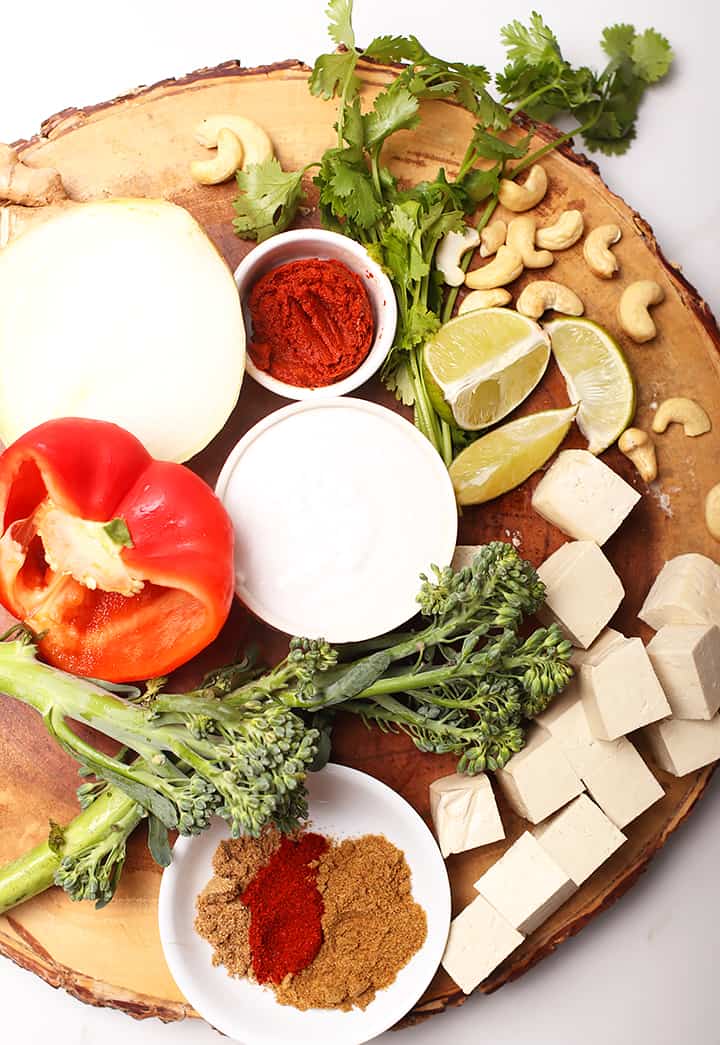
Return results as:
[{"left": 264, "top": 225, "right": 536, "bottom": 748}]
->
[
  {"left": 233, "top": 229, "right": 397, "bottom": 399},
  {"left": 215, "top": 398, "right": 458, "bottom": 642},
  {"left": 158, "top": 764, "right": 451, "bottom": 1045}
]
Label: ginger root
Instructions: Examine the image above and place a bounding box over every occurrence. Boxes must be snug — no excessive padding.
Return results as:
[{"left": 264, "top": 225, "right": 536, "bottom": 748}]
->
[{"left": 0, "top": 144, "right": 67, "bottom": 207}]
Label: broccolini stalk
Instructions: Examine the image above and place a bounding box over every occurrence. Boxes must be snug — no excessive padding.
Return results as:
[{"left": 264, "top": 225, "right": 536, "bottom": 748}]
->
[
  {"left": 0, "top": 786, "right": 142, "bottom": 914},
  {"left": 0, "top": 638, "right": 319, "bottom": 842}
]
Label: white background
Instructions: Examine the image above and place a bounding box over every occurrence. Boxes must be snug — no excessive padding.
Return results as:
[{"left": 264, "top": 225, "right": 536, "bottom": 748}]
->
[{"left": 1, "top": 1, "right": 719, "bottom": 1043}]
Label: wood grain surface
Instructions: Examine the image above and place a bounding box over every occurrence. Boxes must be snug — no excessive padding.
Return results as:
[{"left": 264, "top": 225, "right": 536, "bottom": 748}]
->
[{"left": 0, "top": 57, "right": 718, "bottom": 1026}]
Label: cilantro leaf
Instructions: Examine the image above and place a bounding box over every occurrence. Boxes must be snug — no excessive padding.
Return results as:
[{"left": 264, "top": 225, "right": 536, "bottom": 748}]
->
[
  {"left": 383, "top": 357, "right": 416, "bottom": 406},
  {"left": 601, "top": 24, "right": 636, "bottom": 61},
  {"left": 501, "top": 12, "right": 562, "bottom": 68},
  {"left": 314, "top": 149, "right": 383, "bottom": 233},
  {"left": 631, "top": 29, "right": 673, "bottom": 83},
  {"left": 309, "top": 51, "right": 360, "bottom": 102},
  {"left": 462, "top": 165, "right": 500, "bottom": 204},
  {"left": 233, "top": 159, "right": 308, "bottom": 242},
  {"left": 325, "top": 0, "right": 355, "bottom": 49},
  {"left": 363, "top": 33, "right": 428, "bottom": 64},
  {"left": 471, "top": 128, "right": 530, "bottom": 162},
  {"left": 363, "top": 86, "right": 420, "bottom": 149}
]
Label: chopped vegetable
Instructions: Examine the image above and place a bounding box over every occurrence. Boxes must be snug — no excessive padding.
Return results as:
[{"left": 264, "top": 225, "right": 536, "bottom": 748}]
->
[
  {"left": 232, "top": 2, "right": 672, "bottom": 464},
  {"left": 0, "top": 543, "right": 573, "bottom": 913},
  {"left": 0, "top": 418, "right": 235, "bottom": 681},
  {"left": 0, "top": 199, "right": 245, "bottom": 462}
]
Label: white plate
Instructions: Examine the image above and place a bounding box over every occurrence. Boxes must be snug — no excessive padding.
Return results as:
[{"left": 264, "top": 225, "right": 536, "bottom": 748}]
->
[
  {"left": 215, "top": 398, "right": 458, "bottom": 642},
  {"left": 158, "top": 764, "right": 451, "bottom": 1045}
]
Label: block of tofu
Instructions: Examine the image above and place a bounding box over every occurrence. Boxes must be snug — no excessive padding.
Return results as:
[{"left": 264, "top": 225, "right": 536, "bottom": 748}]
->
[
  {"left": 647, "top": 625, "right": 720, "bottom": 720},
  {"left": 581, "top": 638, "right": 671, "bottom": 741},
  {"left": 537, "top": 688, "right": 664, "bottom": 828},
  {"left": 531, "top": 450, "right": 640, "bottom": 546},
  {"left": 441, "top": 893, "right": 525, "bottom": 994},
  {"left": 474, "top": 831, "right": 576, "bottom": 934},
  {"left": 639, "top": 553, "right": 720, "bottom": 630},
  {"left": 451, "top": 545, "right": 480, "bottom": 571},
  {"left": 533, "top": 794, "right": 626, "bottom": 885},
  {"left": 429, "top": 772, "right": 505, "bottom": 857},
  {"left": 644, "top": 715, "right": 720, "bottom": 776},
  {"left": 537, "top": 542, "right": 624, "bottom": 648},
  {"left": 570, "top": 628, "right": 626, "bottom": 669},
  {"left": 495, "top": 726, "right": 584, "bottom": 824}
]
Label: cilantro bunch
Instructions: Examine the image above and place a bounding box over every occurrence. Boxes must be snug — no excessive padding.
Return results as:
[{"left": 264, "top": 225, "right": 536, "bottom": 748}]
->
[{"left": 233, "top": 1, "right": 673, "bottom": 465}]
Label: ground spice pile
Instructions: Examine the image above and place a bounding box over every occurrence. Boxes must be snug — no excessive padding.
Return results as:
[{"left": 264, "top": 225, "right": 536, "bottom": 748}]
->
[
  {"left": 276, "top": 834, "right": 428, "bottom": 1011},
  {"left": 195, "top": 830, "right": 427, "bottom": 1012}
]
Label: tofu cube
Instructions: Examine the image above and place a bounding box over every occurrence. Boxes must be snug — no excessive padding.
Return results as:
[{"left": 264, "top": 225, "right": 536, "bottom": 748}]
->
[
  {"left": 495, "top": 726, "right": 584, "bottom": 825},
  {"left": 531, "top": 450, "right": 640, "bottom": 546},
  {"left": 474, "top": 832, "right": 576, "bottom": 934},
  {"left": 570, "top": 627, "right": 626, "bottom": 669},
  {"left": 538, "top": 687, "right": 664, "bottom": 828},
  {"left": 644, "top": 715, "right": 720, "bottom": 776},
  {"left": 647, "top": 625, "right": 720, "bottom": 720},
  {"left": 582, "top": 737, "right": 664, "bottom": 829},
  {"left": 538, "top": 542, "right": 624, "bottom": 648},
  {"left": 441, "top": 893, "right": 525, "bottom": 994},
  {"left": 533, "top": 794, "right": 626, "bottom": 886},
  {"left": 639, "top": 553, "right": 720, "bottom": 630},
  {"left": 429, "top": 772, "right": 505, "bottom": 858},
  {"left": 581, "top": 638, "right": 671, "bottom": 740}
]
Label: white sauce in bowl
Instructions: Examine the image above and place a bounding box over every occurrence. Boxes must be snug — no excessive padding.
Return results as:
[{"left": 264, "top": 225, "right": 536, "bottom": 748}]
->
[{"left": 216, "top": 399, "right": 458, "bottom": 642}]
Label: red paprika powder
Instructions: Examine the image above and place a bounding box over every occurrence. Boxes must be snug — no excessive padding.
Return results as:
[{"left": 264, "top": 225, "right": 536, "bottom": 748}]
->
[
  {"left": 248, "top": 258, "right": 374, "bottom": 387},
  {"left": 240, "top": 831, "right": 328, "bottom": 985}
]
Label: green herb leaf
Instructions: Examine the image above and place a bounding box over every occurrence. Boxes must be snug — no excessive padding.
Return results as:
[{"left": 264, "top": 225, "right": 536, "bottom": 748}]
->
[
  {"left": 363, "top": 86, "right": 420, "bottom": 149},
  {"left": 233, "top": 159, "right": 308, "bottom": 242},
  {"left": 601, "top": 24, "right": 636, "bottom": 61},
  {"left": 309, "top": 51, "right": 360, "bottom": 102},
  {"left": 501, "top": 12, "right": 562, "bottom": 68},
  {"left": 631, "top": 28, "right": 673, "bottom": 83},
  {"left": 103, "top": 518, "right": 133, "bottom": 548},
  {"left": 471, "top": 128, "right": 530, "bottom": 162},
  {"left": 325, "top": 0, "right": 355, "bottom": 49}
]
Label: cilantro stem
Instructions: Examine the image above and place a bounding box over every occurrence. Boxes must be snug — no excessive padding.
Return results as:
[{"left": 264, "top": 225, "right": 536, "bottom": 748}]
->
[
  {"left": 507, "top": 82, "right": 559, "bottom": 121},
  {"left": 439, "top": 419, "right": 454, "bottom": 467},
  {"left": 511, "top": 108, "right": 604, "bottom": 177}
]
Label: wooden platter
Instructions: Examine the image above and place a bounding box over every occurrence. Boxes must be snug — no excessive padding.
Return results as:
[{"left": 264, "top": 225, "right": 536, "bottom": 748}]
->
[{"left": 1, "top": 57, "right": 719, "bottom": 1027}]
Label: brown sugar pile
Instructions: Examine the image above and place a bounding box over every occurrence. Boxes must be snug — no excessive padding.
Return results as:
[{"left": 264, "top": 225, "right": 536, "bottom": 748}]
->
[
  {"left": 195, "top": 828, "right": 280, "bottom": 977},
  {"left": 274, "top": 834, "right": 428, "bottom": 1011}
]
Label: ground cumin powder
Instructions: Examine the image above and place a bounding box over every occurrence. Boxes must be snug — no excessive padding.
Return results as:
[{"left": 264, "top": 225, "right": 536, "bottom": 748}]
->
[
  {"left": 195, "top": 829, "right": 280, "bottom": 978},
  {"left": 275, "top": 834, "right": 427, "bottom": 1011}
]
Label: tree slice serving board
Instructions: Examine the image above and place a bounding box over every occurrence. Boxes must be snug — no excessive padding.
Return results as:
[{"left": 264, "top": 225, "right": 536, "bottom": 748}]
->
[{"left": 1, "top": 58, "right": 719, "bottom": 1027}]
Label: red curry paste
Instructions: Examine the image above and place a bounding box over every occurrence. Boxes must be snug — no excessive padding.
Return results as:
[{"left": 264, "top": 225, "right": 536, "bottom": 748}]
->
[
  {"left": 240, "top": 831, "right": 328, "bottom": 984},
  {"left": 248, "top": 258, "right": 374, "bottom": 387}
]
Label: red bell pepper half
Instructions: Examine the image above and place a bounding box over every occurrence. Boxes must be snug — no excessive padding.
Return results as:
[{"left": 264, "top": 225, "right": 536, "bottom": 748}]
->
[{"left": 0, "top": 418, "right": 235, "bottom": 682}]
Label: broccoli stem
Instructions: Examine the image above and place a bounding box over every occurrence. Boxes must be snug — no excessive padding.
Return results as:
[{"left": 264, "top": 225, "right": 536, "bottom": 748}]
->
[{"left": 0, "top": 787, "right": 141, "bottom": 914}]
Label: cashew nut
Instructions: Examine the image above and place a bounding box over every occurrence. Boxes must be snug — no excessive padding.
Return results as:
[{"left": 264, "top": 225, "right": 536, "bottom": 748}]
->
[
  {"left": 652, "top": 397, "right": 712, "bottom": 437},
  {"left": 618, "top": 428, "right": 657, "bottom": 482},
  {"left": 479, "top": 219, "right": 507, "bottom": 258},
  {"left": 583, "top": 224, "right": 622, "bottom": 279},
  {"left": 506, "top": 215, "right": 554, "bottom": 269},
  {"left": 618, "top": 280, "right": 665, "bottom": 343},
  {"left": 190, "top": 128, "right": 244, "bottom": 185},
  {"left": 516, "top": 280, "right": 584, "bottom": 320},
  {"left": 498, "top": 164, "right": 548, "bottom": 213},
  {"left": 436, "top": 226, "right": 481, "bottom": 286},
  {"left": 194, "top": 114, "right": 274, "bottom": 169},
  {"left": 536, "top": 210, "right": 584, "bottom": 251},
  {"left": 458, "top": 289, "right": 512, "bottom": 314},
  {"left": 705, "top": 484, "right": 720, "bottom": 541},
  {"left": 465, "top": 246, "right": 524, "bottom": 291}
]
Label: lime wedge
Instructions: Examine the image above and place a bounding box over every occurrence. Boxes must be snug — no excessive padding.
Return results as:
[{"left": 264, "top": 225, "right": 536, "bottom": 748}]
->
[
  {"left": 424, "top": 308, "right": 551, "bottom": 430},
  {"left": 545, "top": 317, "right": 636, "bottom": 454},
  {"left": 449, "top": 405, "right": 578, "bottom": 506}
]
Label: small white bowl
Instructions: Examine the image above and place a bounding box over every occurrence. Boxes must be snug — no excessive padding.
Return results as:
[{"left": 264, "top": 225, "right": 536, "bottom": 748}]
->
[
  {"left": 158, "top": 764, "right": 451, "bottom": 1045},
  {"left": 215, "top": 398, "right": 458, "bottom": 643},
  {"left": 234, "top": 229, "right": 397, "bottom": 399}
]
